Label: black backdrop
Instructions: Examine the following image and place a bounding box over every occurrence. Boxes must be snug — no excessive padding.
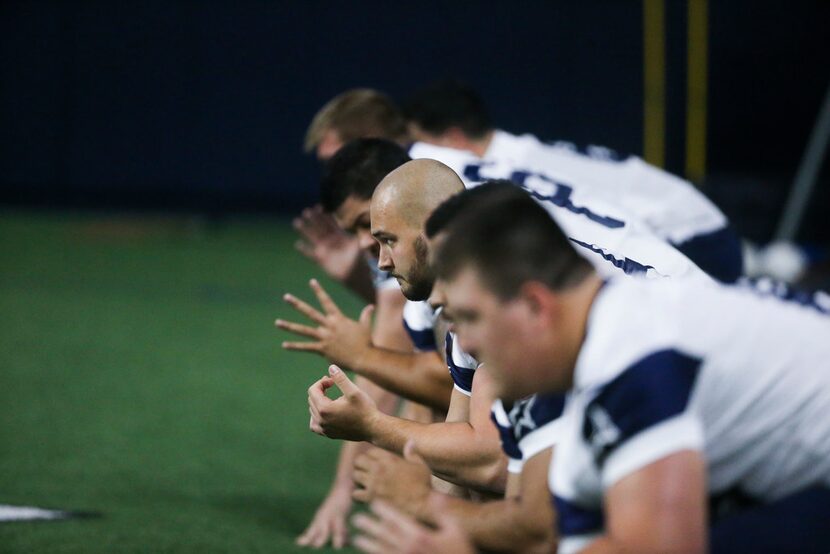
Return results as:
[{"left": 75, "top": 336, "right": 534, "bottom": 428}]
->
[{"left": 1, "top": 1, "right": 828, "bottom": 242}]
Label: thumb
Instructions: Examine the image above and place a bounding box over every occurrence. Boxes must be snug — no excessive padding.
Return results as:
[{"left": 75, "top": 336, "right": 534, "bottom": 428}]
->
[
  {"left": 403, "top": 439, "right": 427, "bottom": 466},
  {"left": 359, "top": 304, "right": 375, "bottom": 328},
  {"left": 328, "top": 365, "right": 358, "bottom": 396}
]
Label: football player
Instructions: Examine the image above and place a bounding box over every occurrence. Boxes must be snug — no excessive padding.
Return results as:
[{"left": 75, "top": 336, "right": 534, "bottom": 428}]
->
[
  {"left": 434, "top": 184, "right": 830, "bottom": 553},
  {"left": 405, "top": 80, "right": 743, "bottom": 282}
]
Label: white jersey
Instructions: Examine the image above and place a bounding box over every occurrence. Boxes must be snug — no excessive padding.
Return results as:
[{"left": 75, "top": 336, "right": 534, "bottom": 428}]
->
[
  {"left": 484, "top": 130, "right": 728, "bottom": 245},
  {"left": 402, "top": 300, "right": 479, "bottom": 396},
  {"left": 401, "top": 300, "right": 441, "bottom": 353},
  {"left": 411, "top": 134, "right": 742, "bottom": 282},
  {"left": 410, "top": 140, "right": 707, "bottom": 283},
  {"left": 550, "top": 277, "right": 830, "bottom": 554},
  {"left": 408, "top": 140, "right": 709, "bottom": 399}
]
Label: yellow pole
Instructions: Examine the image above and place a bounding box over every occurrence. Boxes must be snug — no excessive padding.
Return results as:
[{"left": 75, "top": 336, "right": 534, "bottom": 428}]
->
[
  {"left": 686, "top": 0, "right": 708, "bottom": 183},
  {"left": 643, "top": 0, "right": 666, "bottom": 168}
]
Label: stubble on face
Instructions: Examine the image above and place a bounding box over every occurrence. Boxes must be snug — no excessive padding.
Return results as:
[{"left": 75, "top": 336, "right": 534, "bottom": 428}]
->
[{"left": 398, "top": 235, "right": 435, "bottom": 301}]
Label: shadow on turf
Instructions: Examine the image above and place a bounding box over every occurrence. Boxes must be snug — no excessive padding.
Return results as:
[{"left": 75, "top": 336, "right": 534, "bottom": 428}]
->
[{"left": 208, "top": 492, "right": 323, "bottom": 534}]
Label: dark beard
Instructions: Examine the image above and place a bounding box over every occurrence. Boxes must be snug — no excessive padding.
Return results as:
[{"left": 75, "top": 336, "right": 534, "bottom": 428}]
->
[{"left": 400, "top": 236, "right": 435, "bottom": 301}]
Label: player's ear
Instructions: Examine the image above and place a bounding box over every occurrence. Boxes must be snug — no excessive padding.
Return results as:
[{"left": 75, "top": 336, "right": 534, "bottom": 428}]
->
[{"left": 519, "top": 281, "right": 558, "bottom": 320}]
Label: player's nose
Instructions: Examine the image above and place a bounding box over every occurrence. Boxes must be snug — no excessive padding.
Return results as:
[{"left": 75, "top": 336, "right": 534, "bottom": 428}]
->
[{"left": 377, "top": 247, "right": 393, "bottom": 271}]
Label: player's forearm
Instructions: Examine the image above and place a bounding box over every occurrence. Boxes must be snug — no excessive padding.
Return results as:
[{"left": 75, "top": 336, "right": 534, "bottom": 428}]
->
[
  {"left": 367, "top": 413, "right": 506, "bottom": 491},
  {"left": 356, "top": 348, "right": 452, "bottom": 412},
  {"left": 331, "top": 439, "right": 367, "bottom": 491},
  {"left": 418, "top": 492, "right": 554, "bottom": 554}
]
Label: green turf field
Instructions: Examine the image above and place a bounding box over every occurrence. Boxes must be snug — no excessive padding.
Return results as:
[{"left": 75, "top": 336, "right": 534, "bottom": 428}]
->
[{"left": 0, "top": 211, "right": 366, "bottom": 553}]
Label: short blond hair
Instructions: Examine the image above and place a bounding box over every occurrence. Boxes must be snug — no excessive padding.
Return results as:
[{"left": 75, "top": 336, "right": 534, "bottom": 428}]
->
[{"left": 304, "top": 89, "right": 408, "bottom": 153}]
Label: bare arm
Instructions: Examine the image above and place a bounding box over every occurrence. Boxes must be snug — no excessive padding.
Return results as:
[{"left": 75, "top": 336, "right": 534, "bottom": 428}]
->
[
  {"left": 368, "top": 374, "right": 506, "bottom": 492},
  {"left": 355, "top": 443, "right": 555, "bottom": 553},
  {"left": 278, "top": 279, "right": 452, "bottom": 411},
  {"left": 421, "top": 448, "right": 555, "bottom": 553},
  {"left": 310, "top": 366, "right": 506, "bottom": 493},
  {"left": 357, "top": 287, "right": 452, "bottom": 411},
  {"left": 580, "top": 450, "right": 706, "bottom": 554},
  {"left": 353, "top": 500, "right": 476, "bottom": 554},
  {"left": 295, "top": 287, "right": 407, "bottom": 549}
]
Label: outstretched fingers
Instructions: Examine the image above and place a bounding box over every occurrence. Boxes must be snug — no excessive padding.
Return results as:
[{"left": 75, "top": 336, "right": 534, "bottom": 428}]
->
[
  {"left": 309, "top": 279, "right": 341, "bottom": 315},
  {"left": 283, "top": 293, "right": 327, "bottom": 324},
  {"left": 275, "top": 318, "right": 322, "bottom": 340},
  {"left": 282, "top": 341, "right": 323, "bottom": 353}
]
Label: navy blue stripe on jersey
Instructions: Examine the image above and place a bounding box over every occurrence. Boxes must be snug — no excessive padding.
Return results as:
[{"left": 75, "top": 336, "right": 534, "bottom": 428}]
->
[
  {"left": 461, "top": 162, "right": 625, "bottom": 229},
  {"left": 402, "top": 319, "right": 437, "bottom": 352},
  {"left": 737, "top": 277, "right": 830, "bottom": 316},
  {"left": 462, "top": 162, "right": 488, "bottom": 183},
  {"left": 570, "top": 238, "right": 655, "bottom": 276},
  {"left": 519, "top": 182, "right": 625, "bottom": 229},
  {"left": 674, "top": 226, "right": 743, "bottom": 283},
  {"left": 582, "top": 349, "right": 701, "bottom": 466},
  {"left": 507, "top": 393, "right": 567, "bottom": 443},
  {"left": 445, "top": 333, "right": 475, "bottom": 393},
  {"left": 553, "top": 495, "right": 605, "bottom": 537},
  {"left": 528, "top": 393, "right": 566, "bottom": 428},
  {"left": 491, "top": 410, "right": 522, "bottom": 460}
]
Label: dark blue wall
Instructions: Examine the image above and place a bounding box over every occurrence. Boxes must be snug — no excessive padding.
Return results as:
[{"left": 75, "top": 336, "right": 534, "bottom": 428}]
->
[{"left": 1, "top": 1, "right": 828, "bottom": 242}]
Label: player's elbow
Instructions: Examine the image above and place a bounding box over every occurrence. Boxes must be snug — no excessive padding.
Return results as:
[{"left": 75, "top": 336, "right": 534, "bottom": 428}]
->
[{"left": 467, "top": 453, "right": 508, "bottom": 493}]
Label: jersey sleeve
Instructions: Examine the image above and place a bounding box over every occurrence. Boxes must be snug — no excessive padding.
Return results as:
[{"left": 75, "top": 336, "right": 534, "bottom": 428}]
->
[
  {"left": 492, "top": 394, "right": 567, "bottom": 474},
  {"left": 581, "top": 349, "right": 705, "bottom": 487},
  {"left": 491, "top": 400, "right": 524, "bottom": 473},
  {"left": 516, "top": 393, "right": 567, "bottom": 463},
  {"left": 401, "top": 301, "right": 437, "bottom": 352},
  {"left": 445, "top": 332, "right": 478, "bottom": 396}
]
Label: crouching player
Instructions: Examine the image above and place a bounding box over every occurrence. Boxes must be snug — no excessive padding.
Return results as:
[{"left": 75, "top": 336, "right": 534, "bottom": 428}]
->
[
  {"left": 328, "top": 171, "right": 708, "bottom": 551},
  {"left": 433, "top": 184, "right": 830, "bottom": 553}
]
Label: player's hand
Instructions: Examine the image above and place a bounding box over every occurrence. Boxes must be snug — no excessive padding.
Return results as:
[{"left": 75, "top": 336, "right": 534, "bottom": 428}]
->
[
  {"left": 296, "top": 484, "right": 353, "bottom": 549},
  {"left": 352, "top": 500, "right": 475, "bottom": 554},
  {"left": 308, "top": 365, "right": 378, "bottom": 442},
  {"left": 277, "top": 278, "right": 374, "bottom": 371},
  {"left": 294, "top": 205, "right": 363, "bottom": 283},
  {"left": 352, "top": 441, "right": 432, "bottom": 519}
]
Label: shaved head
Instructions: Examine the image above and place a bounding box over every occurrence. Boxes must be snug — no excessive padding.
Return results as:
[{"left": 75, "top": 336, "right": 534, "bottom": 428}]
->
[
  {"left": 373, "top": 159, "right": 465, "bottom": 230},
  {"left": 370, "top": 159, "right": 465, "bottom": 300}
]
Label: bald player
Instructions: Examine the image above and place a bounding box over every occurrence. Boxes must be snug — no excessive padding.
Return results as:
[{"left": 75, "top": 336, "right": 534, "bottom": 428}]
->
[
  {"left": 285, "top": 140, "right": 449, "bottom": 549},
  {"left": 306, "top": 160, "right": 509, "bottom": 493},
  {"left": 347, "top": 178, "right": 707, "bottom": 553}
]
